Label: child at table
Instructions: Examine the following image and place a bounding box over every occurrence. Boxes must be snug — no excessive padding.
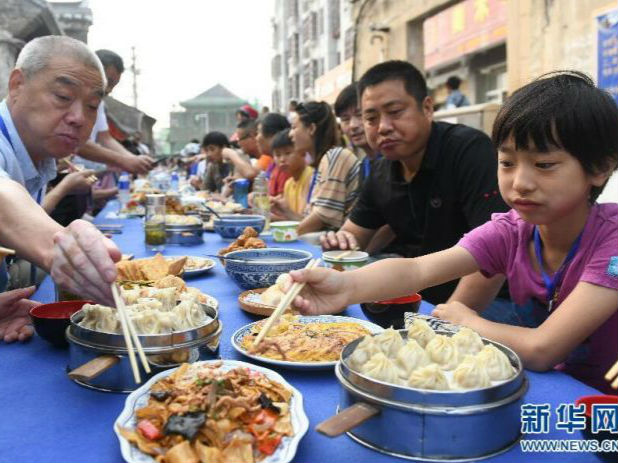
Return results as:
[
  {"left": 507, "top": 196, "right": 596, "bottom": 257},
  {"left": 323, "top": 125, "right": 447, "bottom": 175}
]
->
[
  {"left": 270, "top": 129, "right": 315, "bottom": 221},
  {"left": 289, "top": 71, "right": 618, "bottom": 393}
]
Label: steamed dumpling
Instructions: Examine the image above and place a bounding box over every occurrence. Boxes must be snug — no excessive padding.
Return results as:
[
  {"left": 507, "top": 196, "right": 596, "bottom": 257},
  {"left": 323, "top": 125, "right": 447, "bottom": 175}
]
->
[
  {"left": 408, "top": 364, "right": 449, "bottom": 390},
  {"left": 373, "top": 327, "right": 405, "bottom": 357},
  {"left": 453, "top": 355, "right": 491, "bottom": 389},
  {"left": 452, "top": 327, "right": 484, "bottom": 356},
  {"left": 407, "top": 319, "right": 436, "bottom": 347},
  {"left": 122, "top": 288, "right": 142, "bottom": 305},
  {"left": 348, "top": 336, "right": 381, "bottom": 370},
  {"left": 476, "top": 344, "right": 514, "bottom": 380},
  {"left": 79, "top": 304, "right": 119, "bottom": 333},
  {"left": 136, "top": 297, "right": 164, "bottom": 312},
  {"left": 260, "top": 285, "right": 284, "bottom": 306},
  {"left": 172, "top": 300, "right": 208, "bottom": 331},
  {"left": 425, "top": 334, "right": 459, "bottom": 370},
  {"left": 395, "top": 339, "right": 430, "bottom": 378},
  {"left": 361, "top": 352, "right": 401, "bottom": 385},
  {"left": 145, "top": 287, "right": 176, "bottom": 311},
  {"left": 130, "top": 309, "right": 162, "bottom": 334}
]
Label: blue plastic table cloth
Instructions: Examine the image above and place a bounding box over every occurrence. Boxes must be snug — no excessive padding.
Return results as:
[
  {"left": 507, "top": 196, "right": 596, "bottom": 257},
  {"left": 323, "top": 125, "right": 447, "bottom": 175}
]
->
[{"left": 0, "top": 201, "right": 606, "bottom": 463}]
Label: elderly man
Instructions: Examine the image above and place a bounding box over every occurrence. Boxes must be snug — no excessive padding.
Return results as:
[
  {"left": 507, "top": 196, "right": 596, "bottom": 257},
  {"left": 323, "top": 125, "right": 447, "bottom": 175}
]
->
[
  {"left": 76, "top": 49, "right": 153, "bottom": 175},
  {"left": 0, "top": 36, "right": 120, "bottom": 342}
]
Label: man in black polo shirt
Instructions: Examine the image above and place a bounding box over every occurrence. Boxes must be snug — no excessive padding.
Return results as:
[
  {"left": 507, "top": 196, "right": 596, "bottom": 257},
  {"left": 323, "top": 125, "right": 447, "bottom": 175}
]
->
[{"left": 322, "top": 60, "right": 508, "bottom": 304}]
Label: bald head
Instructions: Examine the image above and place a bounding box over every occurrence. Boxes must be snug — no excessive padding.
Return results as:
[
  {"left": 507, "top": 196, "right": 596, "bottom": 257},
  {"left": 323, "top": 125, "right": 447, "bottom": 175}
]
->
[{"left": 16, "top": 36, "right": 106, "bottom": 89}]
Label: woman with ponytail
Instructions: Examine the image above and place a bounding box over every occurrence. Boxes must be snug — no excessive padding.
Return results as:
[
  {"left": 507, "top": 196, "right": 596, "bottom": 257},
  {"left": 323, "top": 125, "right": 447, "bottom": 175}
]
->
[{"left": 290, "top": 101, "right": 360, "bottom": 235}]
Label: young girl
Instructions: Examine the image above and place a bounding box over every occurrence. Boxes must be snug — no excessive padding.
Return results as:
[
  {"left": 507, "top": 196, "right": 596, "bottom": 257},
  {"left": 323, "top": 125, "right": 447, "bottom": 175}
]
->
[
  {"left": 290, "top": 102, "right": 361, "bottom": 235},
  {"left": 290, "top": 72, "right": 618, "bottom": 393}
]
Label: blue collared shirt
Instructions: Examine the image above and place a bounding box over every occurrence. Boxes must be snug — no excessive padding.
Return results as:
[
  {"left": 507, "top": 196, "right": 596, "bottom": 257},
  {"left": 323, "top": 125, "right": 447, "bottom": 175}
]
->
[{"left": 0, "top": 100, "right": 57, "bottom": 202}]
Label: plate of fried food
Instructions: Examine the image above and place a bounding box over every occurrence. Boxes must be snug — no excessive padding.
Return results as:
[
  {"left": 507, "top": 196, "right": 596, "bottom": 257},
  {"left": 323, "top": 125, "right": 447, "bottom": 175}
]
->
[
  {"left": 231, "top": 314, "right": 383, "bottom": 369},
  {"left": 116, "top": 254, "right": 187, "bottom": 281},
  {"left": 115, "top": 360, "right": 308, "bottom": 463},
  {"left": 218, "top": 227, "right": 266, "bottom": 261},
  {"left": 164, "top": 256, "right": 216, "bottom": 278}
]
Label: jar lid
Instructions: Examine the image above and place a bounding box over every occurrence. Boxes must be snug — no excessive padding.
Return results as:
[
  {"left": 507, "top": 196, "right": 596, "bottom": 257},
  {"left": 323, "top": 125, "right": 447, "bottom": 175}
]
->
[{"left": 146, "top": 193, "right": 166, "bottom": 205}]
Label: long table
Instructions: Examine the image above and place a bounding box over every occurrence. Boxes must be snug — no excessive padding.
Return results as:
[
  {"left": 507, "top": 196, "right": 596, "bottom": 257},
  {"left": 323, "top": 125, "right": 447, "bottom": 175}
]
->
[{"left": 0, "top": 202, "right": 606, "bottom": 463}]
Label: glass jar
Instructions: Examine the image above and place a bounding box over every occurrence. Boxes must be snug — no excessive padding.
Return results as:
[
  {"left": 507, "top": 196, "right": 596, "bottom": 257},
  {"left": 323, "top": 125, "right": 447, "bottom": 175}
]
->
[
  {"left": 252, "top": 173, "right": 271, "bottom": 230},
  {"left": 145, "top": 193, "right": 166, "bottom": 251}
]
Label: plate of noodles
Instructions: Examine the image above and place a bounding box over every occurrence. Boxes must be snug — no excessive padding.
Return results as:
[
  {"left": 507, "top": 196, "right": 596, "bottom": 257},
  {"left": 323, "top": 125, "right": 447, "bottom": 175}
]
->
[
  {"left": 115, "top": 360, "right": 309, "bottom": 463},
  {"left": 231, "top": 314, "right": 383, "bottom": 369}
]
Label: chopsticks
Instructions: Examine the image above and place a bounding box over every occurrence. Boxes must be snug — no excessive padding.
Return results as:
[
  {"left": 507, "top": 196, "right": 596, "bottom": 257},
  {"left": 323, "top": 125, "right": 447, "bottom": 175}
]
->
[
  {"left": 252, "top": 258, "right": 321, "bottom": 348},
  {"left": 334, "top": 247, "right": 359, "bottom": 260},
  {"left": 0, "top": 246, "right": 15, "bottom": 256},
  {"left": 65, "top": 160, "right": 98, "bottom": 183},
  {"left": 605, "top": 360, "right": 618, "bottom": 389},
  {"left": 111, "top": 284, "right": 151, "bottom": 384}
]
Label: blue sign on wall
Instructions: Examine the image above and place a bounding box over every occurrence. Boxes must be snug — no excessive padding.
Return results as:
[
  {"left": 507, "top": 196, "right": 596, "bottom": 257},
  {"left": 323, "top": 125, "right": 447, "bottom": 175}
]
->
[{"left": 598, "top": 10, "right": 618, "bottom": 103}]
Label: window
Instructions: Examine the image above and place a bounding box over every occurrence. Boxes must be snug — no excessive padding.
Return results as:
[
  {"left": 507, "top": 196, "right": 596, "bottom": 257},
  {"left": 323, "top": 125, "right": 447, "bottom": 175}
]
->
[
  {"left": 272, "top": 54, "right": 282, "bottom": 79},
  {"left": 344, "top": 26, "right": 354, "bottom": 60},
  {"left": 288, "top": 0, "right": 299, "bottom": 20},
  {"left": 289, "top": 33, "right": 300, "bottom": 63},
  {"left": 302, "top": 16, "right": 311, "bottom": 44},
  {"left": 318, "top": 8, "right": 324, "bottom": 36},
  {"left": 310, "top": 11, "right": 318, "bottom": 41},
  {"left": 272, "top": 89, "right": 281, "bottom": 111},
  {"left": 330, "top": 0, "right": 340, "bottom": 39},
  {"left": 303, "top": 63, "right": 312, "bottom": 90},
  {"left": 272, "top": 22, "right": 279, "bottom": 48}
]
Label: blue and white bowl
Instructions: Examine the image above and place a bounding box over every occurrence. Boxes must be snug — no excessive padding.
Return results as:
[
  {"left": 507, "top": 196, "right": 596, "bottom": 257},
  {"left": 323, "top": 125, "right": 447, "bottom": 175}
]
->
[
  {"left": 213, "top": 214, "right": 266, "bottom": 239},
  {"left": 224, "top": 248, "right": 313, "bottom": 289}
]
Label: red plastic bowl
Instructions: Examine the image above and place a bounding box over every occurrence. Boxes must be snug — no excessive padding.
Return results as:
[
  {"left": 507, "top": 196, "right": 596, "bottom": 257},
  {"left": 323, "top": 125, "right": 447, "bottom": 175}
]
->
[
  {"left": 361, "top": 293, "right": 422, "bottom": 329},
  {"left": 30, "top": 300, "right": 93, "bottom": 347},
  {"left": 574, "top": 395, "right": 618, "bottom": 462}
]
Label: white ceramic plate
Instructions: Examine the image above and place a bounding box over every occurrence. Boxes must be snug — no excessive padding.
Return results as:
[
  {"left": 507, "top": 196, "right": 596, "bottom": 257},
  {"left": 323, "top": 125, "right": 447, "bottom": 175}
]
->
[
  {"left": 231, "top": 315, "right": 384, "bottom": 369},
  {"left": 114, "top": 359, "right": 309, "bottom": 463},
  {"left": 165, "top": 256, "right": 216, "bottom": 277}
]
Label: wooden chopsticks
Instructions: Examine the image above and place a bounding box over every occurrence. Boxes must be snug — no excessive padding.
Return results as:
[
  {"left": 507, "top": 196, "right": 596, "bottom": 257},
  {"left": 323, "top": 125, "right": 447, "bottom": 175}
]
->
[
  {"left": 605, "top": 360, "right": 618, "bottom": 389},
  {"left": 65, "top": 160, "right": 98, "bottom": 183},
  {"left": 0, "top": 246, "right": 15, "bottom": 256},
  {"left": 111, "top": 284, "right": 151, "bottom": 384},
  {"left": 334, "top": 247, "right": 359, "bottom": 261},
  {"left": 252, "top": 258, "right": 321, "bottom": 348}
]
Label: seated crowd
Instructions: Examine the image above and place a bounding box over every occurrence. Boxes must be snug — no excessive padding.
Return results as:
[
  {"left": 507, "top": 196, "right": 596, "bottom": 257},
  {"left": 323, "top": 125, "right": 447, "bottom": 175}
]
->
[{"left": 0, "top": 36, "right": 615, "bottom": 394}]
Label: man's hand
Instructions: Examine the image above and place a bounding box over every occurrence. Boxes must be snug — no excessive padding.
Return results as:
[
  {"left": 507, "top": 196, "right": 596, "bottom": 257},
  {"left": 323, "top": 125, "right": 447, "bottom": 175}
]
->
[
  {"left": 51, "top": 220, "right": 122, "bottom": 305},
  {"left": 59, "top": 170, "right": 97, "bottom": 194},
  {"left": 120, "top": 154, "right": 154, "bottom": 175},
  {"left": 320, "top": 230, "right": 359, "bottom": 251},
  {"left": 432, "top": 301, "right": 480, "bottom": 326},
  {"left": 0, "top": 286, "right": 39, "bottom": 343},
  {"left": 287, "top": 267, "right": 351, "bottom": 315}
]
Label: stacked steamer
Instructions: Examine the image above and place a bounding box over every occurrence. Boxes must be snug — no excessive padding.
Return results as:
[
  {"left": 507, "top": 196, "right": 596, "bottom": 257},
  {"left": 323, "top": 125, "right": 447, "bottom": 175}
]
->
[
  {"left": 332, "top": 320, "right": 527, "bottom": 461},
  {"left": 66, "top": 256, "right": 221, "bottom": 393}
]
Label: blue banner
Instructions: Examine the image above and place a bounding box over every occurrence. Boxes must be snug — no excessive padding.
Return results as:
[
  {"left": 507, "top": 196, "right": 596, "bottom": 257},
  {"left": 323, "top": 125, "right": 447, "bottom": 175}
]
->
[{"left": 598, "top": 10, "right": 618, "bottom": 103}]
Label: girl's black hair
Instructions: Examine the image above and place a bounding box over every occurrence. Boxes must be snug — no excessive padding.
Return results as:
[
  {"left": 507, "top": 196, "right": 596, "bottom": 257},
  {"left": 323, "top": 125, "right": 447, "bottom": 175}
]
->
[
  {"left": 270, "top": 128, "right": 293, "bottom": 151},
  {"left": 201, "top": 131, "right": 230, "bottom": 148},
  {"left": 259, "top": 112, "right": 290, "bottom": 138},
  {"left": 295, "top": 101, "right": 339, "bottom": 167},
  {"left": 492, "top": 71, "right": 618, "bottom": 201}
]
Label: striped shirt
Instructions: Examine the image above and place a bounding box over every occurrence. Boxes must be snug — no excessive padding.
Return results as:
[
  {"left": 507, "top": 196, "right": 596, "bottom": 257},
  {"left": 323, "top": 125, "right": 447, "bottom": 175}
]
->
[{"left": 310, "top": 146, "right": 360, "bottom": 229}]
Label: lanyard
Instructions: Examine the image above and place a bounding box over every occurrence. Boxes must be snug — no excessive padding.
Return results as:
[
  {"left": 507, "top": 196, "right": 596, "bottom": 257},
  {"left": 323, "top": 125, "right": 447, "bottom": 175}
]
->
[
  {"left": 0, "top": 115, "right": 13, "bottom": 150},
  {"left": 533, "top": 227, "right": 582, "bottom": 311},
  {"left": 0, "top": 114, "right": 43, "bottom": 204},
  {"left": 306, "top": 169, "right": 317, "bottom": 203}
]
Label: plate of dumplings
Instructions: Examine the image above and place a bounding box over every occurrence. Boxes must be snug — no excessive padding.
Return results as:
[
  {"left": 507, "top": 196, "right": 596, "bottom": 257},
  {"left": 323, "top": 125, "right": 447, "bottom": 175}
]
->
[{"left": 345, "top": 320, "right": 518, "bottom": 391}]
